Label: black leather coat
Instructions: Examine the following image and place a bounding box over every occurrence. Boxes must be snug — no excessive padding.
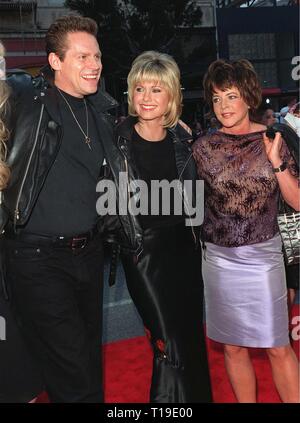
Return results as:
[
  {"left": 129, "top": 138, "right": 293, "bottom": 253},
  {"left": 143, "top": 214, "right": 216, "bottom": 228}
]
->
[
  {"left": 0, "top": 68, "right": 118, "bottom": 233},
  {"left": 270, "top": 122, "right": 299, "bottom": 168}
]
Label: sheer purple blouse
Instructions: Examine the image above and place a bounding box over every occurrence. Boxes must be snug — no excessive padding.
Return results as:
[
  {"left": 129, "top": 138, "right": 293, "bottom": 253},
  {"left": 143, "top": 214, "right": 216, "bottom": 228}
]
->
[{"left": 192, "top": 130, "right": 298, "bottom": 247}]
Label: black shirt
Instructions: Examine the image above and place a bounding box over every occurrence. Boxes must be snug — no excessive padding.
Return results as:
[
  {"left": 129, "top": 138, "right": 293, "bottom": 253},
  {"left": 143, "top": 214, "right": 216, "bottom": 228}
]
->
[
  {"left": 24, "top": 89, "right": 104, "bottom": 236},
  {"left": 131, "top": 128, "right": 184, "bottom": 229}
]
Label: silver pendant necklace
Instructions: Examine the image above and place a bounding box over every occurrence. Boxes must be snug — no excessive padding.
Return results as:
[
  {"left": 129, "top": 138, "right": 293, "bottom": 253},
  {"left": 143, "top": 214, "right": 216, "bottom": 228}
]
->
[{"left": 57, "top": 87, "right": 91, "bottom": 150}]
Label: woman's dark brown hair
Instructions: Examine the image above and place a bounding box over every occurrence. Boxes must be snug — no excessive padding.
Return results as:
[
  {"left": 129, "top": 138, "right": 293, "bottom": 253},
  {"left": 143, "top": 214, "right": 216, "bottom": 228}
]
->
[
  {"left": 203, "top": 59, "right": 262, "bottom": 112},
  {"left": 45, "top": 15, "right": 98, "bottom": 60}
]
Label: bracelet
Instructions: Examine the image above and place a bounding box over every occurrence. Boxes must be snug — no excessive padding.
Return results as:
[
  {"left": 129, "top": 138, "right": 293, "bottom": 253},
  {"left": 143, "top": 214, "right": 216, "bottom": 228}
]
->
[{"left": 273, "top": 162, "right": 287, "bottom": 173}]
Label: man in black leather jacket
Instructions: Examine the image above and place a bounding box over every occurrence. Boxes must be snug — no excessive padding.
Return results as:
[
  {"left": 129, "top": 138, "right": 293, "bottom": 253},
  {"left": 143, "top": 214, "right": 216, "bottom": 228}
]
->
[{"left": 1, "top": 15, "right": 120, "bottom": 403}]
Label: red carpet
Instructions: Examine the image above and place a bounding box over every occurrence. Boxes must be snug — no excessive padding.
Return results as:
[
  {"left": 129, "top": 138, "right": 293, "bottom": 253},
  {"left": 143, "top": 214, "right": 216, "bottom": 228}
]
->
[
  {"left": 37, "top": 305, "right": 299, "bottom": 403},
  {"left": 103, "top": 335, "right": 299, "bottom": 403},
  {"left": 103, "top": 304, "right": 299, "bottom": 403}
]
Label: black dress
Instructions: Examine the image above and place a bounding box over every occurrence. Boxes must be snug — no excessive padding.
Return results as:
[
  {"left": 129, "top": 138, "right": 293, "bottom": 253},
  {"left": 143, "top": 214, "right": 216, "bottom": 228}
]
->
[{"left": 121, "top": 130, "right": 212, "bottom": 402}]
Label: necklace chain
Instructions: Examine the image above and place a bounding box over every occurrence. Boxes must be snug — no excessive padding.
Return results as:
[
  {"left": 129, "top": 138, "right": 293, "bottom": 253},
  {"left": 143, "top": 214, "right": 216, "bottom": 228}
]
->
[{"left": 57, "top": 88, "right": 91, "bottom": 150}]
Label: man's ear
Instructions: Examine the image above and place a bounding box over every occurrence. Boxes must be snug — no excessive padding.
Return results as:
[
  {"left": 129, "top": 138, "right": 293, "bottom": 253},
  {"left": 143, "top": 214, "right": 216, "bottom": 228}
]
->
[{"left": 48, "top": 52, "right": 62, "bottom": 71}]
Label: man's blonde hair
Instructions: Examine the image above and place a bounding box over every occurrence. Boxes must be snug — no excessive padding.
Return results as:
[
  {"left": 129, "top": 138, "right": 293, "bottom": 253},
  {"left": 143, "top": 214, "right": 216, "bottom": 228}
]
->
[{"left": 127, "top": 51, "right": 182, "bottom": 128}]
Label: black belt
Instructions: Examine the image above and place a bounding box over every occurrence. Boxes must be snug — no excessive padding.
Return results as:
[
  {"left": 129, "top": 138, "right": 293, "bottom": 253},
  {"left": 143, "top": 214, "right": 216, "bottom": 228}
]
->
[{"left": 5, "top": 226, "right": 99, "bottom": 251}]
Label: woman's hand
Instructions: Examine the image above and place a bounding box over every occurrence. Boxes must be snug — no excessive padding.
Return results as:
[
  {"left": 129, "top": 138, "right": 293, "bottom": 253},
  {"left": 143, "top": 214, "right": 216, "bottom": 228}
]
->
[{"left": 263, "top": 131, "right": 283, "bottom": 168}]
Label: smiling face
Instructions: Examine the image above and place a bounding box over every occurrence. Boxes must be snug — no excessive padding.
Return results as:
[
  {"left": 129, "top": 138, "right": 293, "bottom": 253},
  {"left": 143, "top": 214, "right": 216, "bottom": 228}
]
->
[
  {"left": 132, "top": 80, "right": 170, "bottom": 124},
  {"left": 262, "top": 108, "right": 276, "bottom": 126},
  {"left": 49, "top": 31, "right": 102, "bottom": 98},
  {"left": 212, "top": 86, "right": 250, "bottom": 133}
]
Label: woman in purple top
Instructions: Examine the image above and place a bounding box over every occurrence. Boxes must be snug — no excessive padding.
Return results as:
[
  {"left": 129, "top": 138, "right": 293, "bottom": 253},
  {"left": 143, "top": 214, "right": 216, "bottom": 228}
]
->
[{"left": 192, "top": 59, "right": 299, "bottom": 403}]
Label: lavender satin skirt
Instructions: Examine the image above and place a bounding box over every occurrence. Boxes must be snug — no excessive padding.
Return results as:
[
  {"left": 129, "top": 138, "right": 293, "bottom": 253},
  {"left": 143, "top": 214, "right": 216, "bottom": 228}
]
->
[{"left": 202, "top": 234, "right": 289, "bottom": 348}]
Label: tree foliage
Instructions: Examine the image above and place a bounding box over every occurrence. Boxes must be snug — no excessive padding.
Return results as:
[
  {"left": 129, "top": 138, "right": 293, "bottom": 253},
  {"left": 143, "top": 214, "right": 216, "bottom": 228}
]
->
[{"left": 64, "top": 0, "right": 203, "bottom": 80}]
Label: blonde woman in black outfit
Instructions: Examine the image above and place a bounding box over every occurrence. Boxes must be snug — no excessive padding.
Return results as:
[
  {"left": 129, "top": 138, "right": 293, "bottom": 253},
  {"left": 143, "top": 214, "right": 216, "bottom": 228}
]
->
[{"left": 114, "top": 51, "right": 212, "bottom": 403}]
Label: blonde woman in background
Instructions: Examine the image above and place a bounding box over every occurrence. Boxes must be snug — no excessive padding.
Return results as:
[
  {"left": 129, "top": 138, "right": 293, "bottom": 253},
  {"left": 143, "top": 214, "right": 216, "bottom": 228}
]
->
[
  {"left": 0, "top": 42, "right": 10, "bottom": 188},
  {"left": 0, "top": 41, "right": 42, "bottom": 403}
]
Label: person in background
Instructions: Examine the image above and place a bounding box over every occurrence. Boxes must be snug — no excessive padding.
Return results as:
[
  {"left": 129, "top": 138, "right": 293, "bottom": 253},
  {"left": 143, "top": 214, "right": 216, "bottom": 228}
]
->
[
  {"left": 113, "top": 51, "right": 212, "bottom": 403},
  {"left": 284, "top": 101, "right": 300, "bottom": 137},
  {"left": 191, "top": 119, "right": 203, "bottom": 138},
  {"left": 0, "top": 42, "right": 5, "bottom": 81},
  {"left": 0, "top": 42, "right": 42, "bottom": 403},
  {"left": 206, "top": 116, "right": 220, "bottom": 134},
  {"left": 279, "top": 97, "right": 297, "bottom": 124},
  {"left": 193, "top": 59, "right": 299, "bottom": 403},
  {"left": 261, "top": 107, "right": 277, "bottom": 127}
]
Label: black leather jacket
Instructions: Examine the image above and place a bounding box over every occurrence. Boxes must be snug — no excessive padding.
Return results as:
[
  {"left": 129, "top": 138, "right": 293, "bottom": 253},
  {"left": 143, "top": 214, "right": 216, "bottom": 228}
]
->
[
  {"left": 101, "top": 116, "right": 201, "bottom": 257},
  {"left": 0, "top": 68, "right": 119, "bottom": 234},
  {"left": 270, "top": 122, "right": 299, "bottom": 168}
]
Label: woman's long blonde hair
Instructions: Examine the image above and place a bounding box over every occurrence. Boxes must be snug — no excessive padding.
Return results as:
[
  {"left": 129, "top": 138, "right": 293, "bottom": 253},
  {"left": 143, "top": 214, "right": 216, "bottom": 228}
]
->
[{"left": 0, "top": 41, "right": 10, "bottom": 191}]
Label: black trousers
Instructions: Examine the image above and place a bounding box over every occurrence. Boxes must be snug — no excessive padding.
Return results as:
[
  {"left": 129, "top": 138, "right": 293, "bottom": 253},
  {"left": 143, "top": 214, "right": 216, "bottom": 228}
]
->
[
  {"left": 5, "top": 234, "right": 104, "bottom": 403},
  {"left": 122, "top": 223, "right": 212, "bottom": 403}
]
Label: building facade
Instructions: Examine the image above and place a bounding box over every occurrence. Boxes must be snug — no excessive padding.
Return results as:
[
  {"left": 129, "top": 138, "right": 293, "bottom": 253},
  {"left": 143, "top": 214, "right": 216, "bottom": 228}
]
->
[
  {"left": 216, "top": 1, "right": 299, "bottom": 110},
  {"left": 0, "top": 0, "right": 70, "bottom": 74}
]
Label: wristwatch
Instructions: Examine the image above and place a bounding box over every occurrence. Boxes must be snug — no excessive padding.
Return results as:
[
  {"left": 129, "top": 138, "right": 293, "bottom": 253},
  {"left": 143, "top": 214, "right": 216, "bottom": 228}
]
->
[{"left": 273, "top": 162, "right": 287, "bottom": 173}]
